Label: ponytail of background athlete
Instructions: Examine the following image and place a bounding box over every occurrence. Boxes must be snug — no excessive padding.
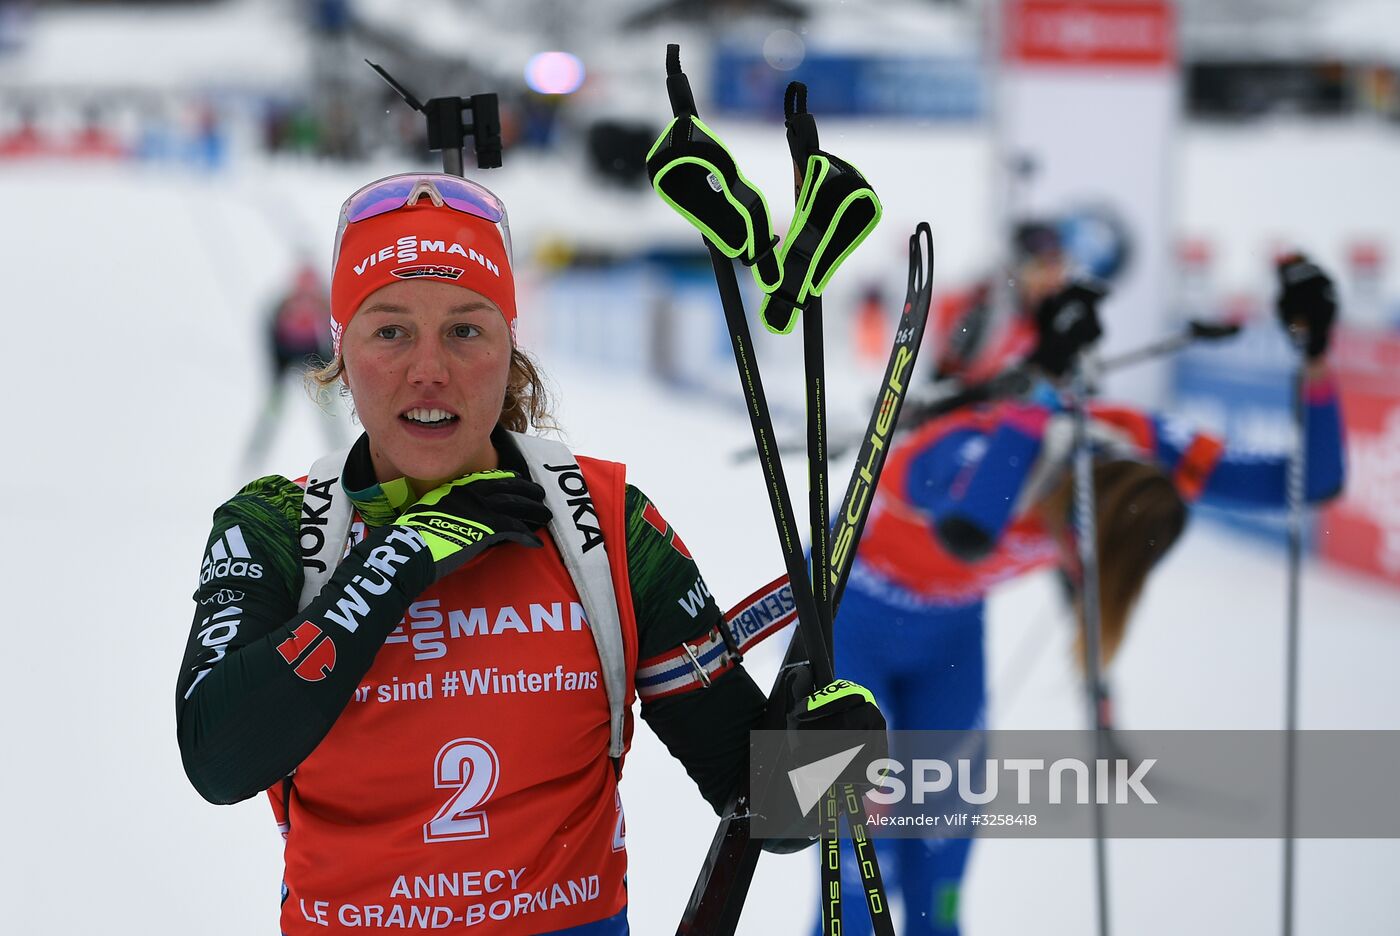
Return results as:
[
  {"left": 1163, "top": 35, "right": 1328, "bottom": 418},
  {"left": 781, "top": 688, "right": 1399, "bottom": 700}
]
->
[{"left": 1037, "top": 460, "right": 1188, "bottom": 668}]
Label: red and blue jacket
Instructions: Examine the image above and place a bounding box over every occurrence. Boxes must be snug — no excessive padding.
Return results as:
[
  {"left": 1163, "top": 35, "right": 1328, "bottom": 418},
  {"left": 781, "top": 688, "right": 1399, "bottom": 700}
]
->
[{"left": 853, "top": 374, "right": 1345, "bottom": 609}]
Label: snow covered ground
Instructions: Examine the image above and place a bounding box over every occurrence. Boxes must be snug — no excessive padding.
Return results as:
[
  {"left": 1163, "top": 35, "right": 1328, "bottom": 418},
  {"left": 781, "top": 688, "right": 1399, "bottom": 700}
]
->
[{"left": 2, "top": 156, "right": 1398, "bottom": 935}]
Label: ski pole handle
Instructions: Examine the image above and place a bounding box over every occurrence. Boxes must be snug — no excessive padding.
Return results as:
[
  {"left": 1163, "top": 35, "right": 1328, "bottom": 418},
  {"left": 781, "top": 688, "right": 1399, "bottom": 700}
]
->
[
  {"left": 784, "top": 81, "right": 818, "bottom": 196},
  {"left": 1188, "top": 319, "right": 1242, "bottom": 341},
  {"left": 666, "top": 44, "right": 698, "bottom": 118}
]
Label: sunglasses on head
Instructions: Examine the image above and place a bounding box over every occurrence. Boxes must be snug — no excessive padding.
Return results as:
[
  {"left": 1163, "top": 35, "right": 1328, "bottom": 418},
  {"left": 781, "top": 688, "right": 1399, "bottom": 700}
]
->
[{"left": 333, "top": 173, "right": 513, "bottom": 265}]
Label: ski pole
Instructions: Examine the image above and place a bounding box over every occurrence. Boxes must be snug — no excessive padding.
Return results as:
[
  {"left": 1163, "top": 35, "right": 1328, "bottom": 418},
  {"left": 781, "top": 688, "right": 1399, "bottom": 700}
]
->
[
  {"left": 661, "top": 43, "right": 833, "bottom": 687},
  {"left": 782, "top": 82, "right": 897, "bottom": 936},
  {"left": 660, "top": 45, "right": 908, "bottom": 932},
  {"left": 783, "top": 82, "right": 837, "bottom": 689},
  {"left": 1281, "top": 319, "right": 1308, "bottom": 936},
  {"left": 898, "top": 317, "right": 1238, "bottom": 448},
  {"left": 781, "top": 81, "right": 845, "bottom": 936},
  {"left": 863, "top": 317, "right": 1236, "bottom": 452},
  {"left": 1068, "top": 355, "right": 1112, "bottom": 936},
  {"left": 890, "top": 318, "right": 1239, "bottom": 449},
  {"left": 1097, "top": 319, "right": 1241, "bottom": 373},
  {"left": 658, "top": 57, "right": 839, "bottom": 934},
  {"left": 742, "top": 364, "right": 1031, "bottom": 465},
  {"left": 649, "top": 52, "right": 932, "bottom": 930}
]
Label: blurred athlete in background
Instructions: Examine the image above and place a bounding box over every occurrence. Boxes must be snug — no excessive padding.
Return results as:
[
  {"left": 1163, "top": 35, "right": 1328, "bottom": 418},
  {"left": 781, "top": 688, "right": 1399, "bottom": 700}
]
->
[
  {"left": 815, "top": 255, "right": 1344, "bottom": 936},
  {"left": 242, "top": 261, "right": 342, "bottom": 471},
  {"left": 929, "top": 221, "right": 1068, "bottom": 385}
]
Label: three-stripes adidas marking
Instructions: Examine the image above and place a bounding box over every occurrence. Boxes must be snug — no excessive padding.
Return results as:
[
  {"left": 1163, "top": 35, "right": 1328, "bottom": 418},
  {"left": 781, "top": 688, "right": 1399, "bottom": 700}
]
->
[{"left": 200, "top": 525, "right": 264, "bottom": 585}]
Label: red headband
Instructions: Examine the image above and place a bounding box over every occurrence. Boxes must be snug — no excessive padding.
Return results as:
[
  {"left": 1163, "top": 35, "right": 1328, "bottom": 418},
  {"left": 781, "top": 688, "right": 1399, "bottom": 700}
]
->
[{"left": 330, "top": 203, "right": 517, "bottom": 353}]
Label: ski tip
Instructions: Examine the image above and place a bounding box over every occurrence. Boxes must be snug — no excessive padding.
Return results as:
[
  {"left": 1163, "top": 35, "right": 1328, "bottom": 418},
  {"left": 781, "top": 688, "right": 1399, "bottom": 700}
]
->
[
  {"left": 908, "top": 222, "right": 935, "bottom": 291},
  {"left": 666, "top": 44, "right": 681, "bottom": 76}
]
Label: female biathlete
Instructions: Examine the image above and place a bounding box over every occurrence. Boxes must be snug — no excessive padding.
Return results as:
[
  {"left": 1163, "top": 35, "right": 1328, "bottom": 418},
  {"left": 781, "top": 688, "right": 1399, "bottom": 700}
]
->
[
  {"left": 175, "top": 173, "right": 883, "bottom": 934},
  {"left": 815, "top": 256, "right": 1345, "bottom": 936}
]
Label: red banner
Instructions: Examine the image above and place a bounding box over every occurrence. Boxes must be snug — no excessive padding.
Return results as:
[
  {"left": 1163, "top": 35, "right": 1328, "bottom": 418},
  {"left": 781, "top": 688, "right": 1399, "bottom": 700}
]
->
[
  {"left": 1321, "top": 328, "right": 1400, "bottom": 587},
  {"left": 1004, "top": 0, "right": 1175, "bottom": 68}
]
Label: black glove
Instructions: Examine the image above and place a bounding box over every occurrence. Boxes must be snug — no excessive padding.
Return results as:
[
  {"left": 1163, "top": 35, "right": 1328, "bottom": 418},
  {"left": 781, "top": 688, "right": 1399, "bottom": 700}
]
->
[
  {"left": 395, "top": 471, "right": 552, "bottom": 581},
  {"left": 757, "top": 668, "right": 890, "bottom": 855},
  {"left": 785, "top": 668, "right": 889, "bottom": 796},
  {"left": 789, "top": 675, "right": 888, "bottom": 735},
  {"left": 1276, "top": 254, "right": 1337, "bottom": 360},
  {"left": 1028, "top": 279, "right": 1106, "bottom": 378}
]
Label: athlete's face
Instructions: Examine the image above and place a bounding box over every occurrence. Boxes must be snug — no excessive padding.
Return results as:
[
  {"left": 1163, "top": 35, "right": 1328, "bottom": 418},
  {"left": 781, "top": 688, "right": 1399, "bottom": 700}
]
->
[
  {"left": 341, "top": 279, "right": 512, "bottom": 496},
  {"left": 1016, "top": 253, "right": 1069, "bottom": 315}
]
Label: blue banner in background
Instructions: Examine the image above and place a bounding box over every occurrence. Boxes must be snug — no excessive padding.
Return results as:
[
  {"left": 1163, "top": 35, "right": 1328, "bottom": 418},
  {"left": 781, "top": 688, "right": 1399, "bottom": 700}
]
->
[
  {"left": 712, "top": 47, "right": 984, "bottom": 120},
  {"left": 0, "top": 3, "right": 31, "bottom": 56}
]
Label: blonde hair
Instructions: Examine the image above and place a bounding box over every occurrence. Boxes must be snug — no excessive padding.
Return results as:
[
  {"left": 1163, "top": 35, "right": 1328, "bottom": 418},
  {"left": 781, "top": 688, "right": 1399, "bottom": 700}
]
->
[
  {"left": 309, "top": 347, "right": 557, "bottom": 434},
  {"left": 1039, "top": 460, "right": 1187, "bottom": 668}
]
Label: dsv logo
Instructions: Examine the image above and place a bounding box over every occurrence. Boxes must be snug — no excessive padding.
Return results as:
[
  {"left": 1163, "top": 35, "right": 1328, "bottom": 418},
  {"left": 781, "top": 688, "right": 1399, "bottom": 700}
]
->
[{"left": 277, "top": 621, "right": 337, "bottom": 682}]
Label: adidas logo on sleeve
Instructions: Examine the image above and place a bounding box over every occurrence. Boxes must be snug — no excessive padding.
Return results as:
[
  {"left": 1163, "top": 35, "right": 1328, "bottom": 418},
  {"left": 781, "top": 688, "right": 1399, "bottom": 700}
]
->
[{"left": 200, "top": 525, "right": 264, "bottom": 585}]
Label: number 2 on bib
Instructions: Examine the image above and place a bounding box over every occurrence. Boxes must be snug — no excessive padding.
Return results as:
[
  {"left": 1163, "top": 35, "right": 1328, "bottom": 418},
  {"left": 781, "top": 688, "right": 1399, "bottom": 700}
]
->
[{"left": 424, "top": 738, "right": 499, "bottom": 844}]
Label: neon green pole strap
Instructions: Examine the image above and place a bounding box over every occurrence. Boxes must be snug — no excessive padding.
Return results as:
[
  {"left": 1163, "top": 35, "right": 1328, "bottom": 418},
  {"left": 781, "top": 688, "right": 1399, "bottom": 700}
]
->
[
  {"left": 647, "top": 114, "right": 782, "bottom": 292},
  {"left": 759, "top": 151, "right": 882, "bottom": 335}
]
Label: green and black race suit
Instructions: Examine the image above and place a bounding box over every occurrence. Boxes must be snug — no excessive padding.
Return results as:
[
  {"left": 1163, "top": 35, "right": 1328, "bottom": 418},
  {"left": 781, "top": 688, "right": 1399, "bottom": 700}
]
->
[{"left": 177, "top": 445, "right": 767, "bottom": 813}]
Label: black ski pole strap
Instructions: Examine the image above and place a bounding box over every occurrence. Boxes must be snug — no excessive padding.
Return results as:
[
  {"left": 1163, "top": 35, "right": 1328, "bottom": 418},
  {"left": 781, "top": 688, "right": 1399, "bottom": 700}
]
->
[
  {"left": 647, "top": 115, "right": 782, "bottom": 292},
  {"left": 784, "top": 81, "right": 807, "bottom": 124},
  {"left": 784, "top": 81, "right": 819, "bottom": 190},
  {"left": 760, "top": 151, "right": 882, "bottom": 335},
  {"left": 665, "top": 43, "right": 697, "bottom": 118}
]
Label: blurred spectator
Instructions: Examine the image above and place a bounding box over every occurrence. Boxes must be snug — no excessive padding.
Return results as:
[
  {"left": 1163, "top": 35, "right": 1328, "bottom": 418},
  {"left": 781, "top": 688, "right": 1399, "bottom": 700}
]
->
[
  {"left": 0, "top": 103, "right": 43, "bottom": 157},
  {"left": 243, "top": 263, "right": 342, "bottom": 472},
  {"left": 855, "top": 283, "right": 888, "bottom": 366},
  {"left": 70, "top": 104, "right": 126, "bottom": 158},
  {"left": 930, "top": 220, "right": 1068, "bottom": 384}
]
